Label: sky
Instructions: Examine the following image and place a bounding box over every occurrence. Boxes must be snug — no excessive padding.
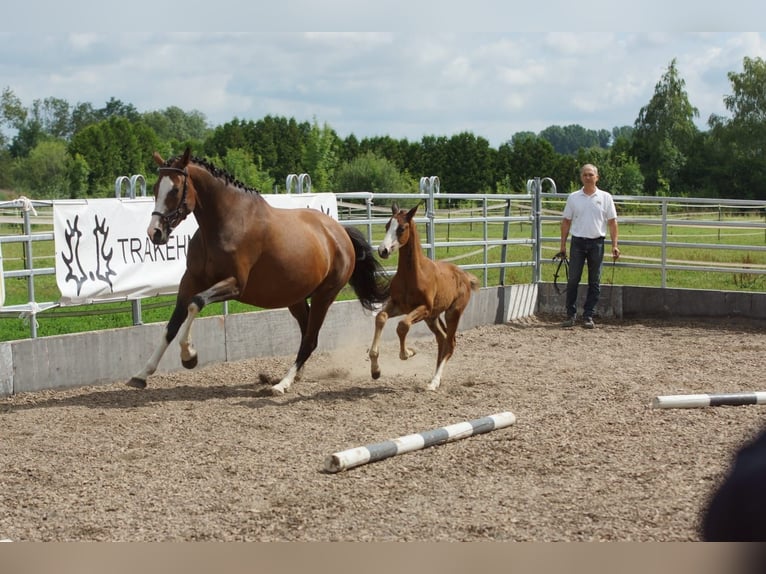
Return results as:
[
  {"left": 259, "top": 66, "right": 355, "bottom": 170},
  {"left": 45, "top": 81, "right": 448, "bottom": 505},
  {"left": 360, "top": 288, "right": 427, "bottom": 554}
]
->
[{"left": 1, "top": 11, "right": 765, "bottom": 149}]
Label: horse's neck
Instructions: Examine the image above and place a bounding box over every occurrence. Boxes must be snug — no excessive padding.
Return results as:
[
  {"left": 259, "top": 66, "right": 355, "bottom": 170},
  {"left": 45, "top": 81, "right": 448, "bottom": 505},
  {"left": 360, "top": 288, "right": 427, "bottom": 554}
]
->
[
  {"left": 399, "top": 222, "right": 428, "bottom": 270},
  {"left": 191, "top": 168, "right": 265, "bottom": 227}
]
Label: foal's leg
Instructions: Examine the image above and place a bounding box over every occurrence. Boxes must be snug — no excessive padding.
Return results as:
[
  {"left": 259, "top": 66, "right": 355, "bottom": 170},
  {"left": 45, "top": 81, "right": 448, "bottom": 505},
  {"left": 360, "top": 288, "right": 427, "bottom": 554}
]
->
[
  {"left": 426, "top": 310, "right": 461, "bottom": 391},
  {"left": 369, "top": 300, "right": 398, "bottom": 380},
  {"left": 396, "top": 305, "right": 429, "bottom": 360}
]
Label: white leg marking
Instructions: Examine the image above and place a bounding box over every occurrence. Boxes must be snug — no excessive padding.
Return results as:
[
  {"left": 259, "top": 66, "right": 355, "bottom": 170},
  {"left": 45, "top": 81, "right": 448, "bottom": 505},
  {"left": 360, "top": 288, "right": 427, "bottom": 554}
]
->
[
  {"left": 271, "top": 364, "right": 299, "bottom": 395},
  {"left": 178, "top": 306, "right": 199, "bottom": 363},
  {"left": 426, "top": 360, "right": 447, "bottom": 391}
]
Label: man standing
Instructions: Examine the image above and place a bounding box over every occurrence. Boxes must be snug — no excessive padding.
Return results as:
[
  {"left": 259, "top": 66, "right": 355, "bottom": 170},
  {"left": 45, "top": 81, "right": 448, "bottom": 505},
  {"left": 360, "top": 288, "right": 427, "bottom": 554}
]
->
[{"left": 558, "top": 164, "right": 619, "bottom": 329}]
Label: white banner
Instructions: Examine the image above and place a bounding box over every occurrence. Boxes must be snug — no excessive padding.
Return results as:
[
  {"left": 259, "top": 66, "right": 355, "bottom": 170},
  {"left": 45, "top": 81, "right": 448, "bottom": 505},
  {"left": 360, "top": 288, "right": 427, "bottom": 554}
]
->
[{"left": 53, "top": 194, "right": 338, "bottom": 305}]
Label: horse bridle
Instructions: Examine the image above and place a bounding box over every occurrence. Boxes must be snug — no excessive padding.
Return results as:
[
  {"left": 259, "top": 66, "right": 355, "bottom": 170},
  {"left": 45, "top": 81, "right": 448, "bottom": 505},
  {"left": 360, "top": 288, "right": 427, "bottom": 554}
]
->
[{"left": 153, "top": 166, "right": 190, "bottom": 231}]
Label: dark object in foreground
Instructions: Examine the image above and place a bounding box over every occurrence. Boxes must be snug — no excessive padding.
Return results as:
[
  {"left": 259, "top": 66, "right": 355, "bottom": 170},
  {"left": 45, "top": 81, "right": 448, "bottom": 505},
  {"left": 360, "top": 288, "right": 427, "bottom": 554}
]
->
[{"left": 701, "top": 425, "right": 766, "bottom": 542}]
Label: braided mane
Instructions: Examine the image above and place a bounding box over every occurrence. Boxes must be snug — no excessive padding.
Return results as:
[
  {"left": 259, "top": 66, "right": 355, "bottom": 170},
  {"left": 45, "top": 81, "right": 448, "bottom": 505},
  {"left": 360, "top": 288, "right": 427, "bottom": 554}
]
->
[{"left": 164, "top": 154, "right": 262, "bottom": 194}]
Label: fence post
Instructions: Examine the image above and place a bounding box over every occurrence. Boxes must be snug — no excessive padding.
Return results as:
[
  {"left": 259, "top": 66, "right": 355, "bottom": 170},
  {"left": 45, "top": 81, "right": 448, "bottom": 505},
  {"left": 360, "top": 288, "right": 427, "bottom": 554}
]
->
[
  {"left": 286, "top": 173, "right": 312, "bottom": 194},
  {"left": 420, "top": 176, "right": 440, "bottom": 260},
  {"left": 527, "top": 177, "right": 557, "bottom": 285}
]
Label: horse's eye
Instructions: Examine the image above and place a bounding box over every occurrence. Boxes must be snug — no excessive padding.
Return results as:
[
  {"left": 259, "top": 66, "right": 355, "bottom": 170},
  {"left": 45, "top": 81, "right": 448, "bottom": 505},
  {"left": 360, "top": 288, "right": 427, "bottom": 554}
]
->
[{"left": 397, "top": 225, "right": 405, "bottom": 234}]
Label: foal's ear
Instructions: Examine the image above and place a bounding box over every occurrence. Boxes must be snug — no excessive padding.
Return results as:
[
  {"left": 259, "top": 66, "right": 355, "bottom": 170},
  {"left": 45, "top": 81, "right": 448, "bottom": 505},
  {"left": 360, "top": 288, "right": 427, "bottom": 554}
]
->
[
  {"left": 391, "top": 202, "right": 399, "bottom": 214},
  {"left": 406, "top": 203, "right": 419, "bottom": 220},
  {"left": 153, "top": 151, "right": 165, "bottom": 167}
]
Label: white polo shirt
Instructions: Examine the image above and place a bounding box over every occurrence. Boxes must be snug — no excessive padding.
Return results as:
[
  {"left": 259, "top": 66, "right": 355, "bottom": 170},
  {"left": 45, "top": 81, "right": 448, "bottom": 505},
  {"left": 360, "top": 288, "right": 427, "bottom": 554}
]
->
[{"left": 562, "top": 187, "right": 617, "bottom": 239}]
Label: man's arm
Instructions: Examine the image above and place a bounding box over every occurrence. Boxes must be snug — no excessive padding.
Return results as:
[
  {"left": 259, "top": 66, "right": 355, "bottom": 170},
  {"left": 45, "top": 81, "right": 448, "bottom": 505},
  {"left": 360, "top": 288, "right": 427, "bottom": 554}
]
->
[
  {"left": 560, "top": 218, "right": 572, "bottom": 254},
  {"left": 608, "top": 218, "right": 620, "bottom": 259}
]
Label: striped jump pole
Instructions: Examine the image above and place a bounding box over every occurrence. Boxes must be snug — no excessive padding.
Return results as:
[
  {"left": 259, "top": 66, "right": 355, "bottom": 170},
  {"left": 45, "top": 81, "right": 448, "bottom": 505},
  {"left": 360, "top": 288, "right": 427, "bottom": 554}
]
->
[
  {"left": 652, "top": 391, "right": 766, "bottom": 410},
  {"left": 324, "top": 411, "right": 516, "bottom": 473}
]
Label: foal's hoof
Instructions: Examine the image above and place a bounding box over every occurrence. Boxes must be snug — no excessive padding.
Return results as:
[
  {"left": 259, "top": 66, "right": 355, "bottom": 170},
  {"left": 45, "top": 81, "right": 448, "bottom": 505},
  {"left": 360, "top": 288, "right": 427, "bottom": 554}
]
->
[
  {"left": 182, "top": 355, "right": 198, "bottom": 369},
  {"left": 371, "top": 370, "right": 381, "bottom": 380},
  {"left": 126, "top": 377, "right": 147, "bottom": 389}
]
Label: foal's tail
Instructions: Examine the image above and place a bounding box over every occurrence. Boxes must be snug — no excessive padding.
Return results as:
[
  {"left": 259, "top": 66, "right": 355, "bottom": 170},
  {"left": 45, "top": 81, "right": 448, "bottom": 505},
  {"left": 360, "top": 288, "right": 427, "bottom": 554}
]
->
[{"left": 345, "top": 226, "right": 391, "bottom": 311}]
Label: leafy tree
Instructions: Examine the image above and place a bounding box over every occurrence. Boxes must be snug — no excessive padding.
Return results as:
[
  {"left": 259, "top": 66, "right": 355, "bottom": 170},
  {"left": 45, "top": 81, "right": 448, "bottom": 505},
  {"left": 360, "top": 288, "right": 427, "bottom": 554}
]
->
[
  {"left": 440, "top": 132, "right": 494, "bottom": 194},
  {"left": 574, "top": 147, "right": 644, "bottom": 196},
  {"left": 631, "top": 59, "right": 699, "bottom": 195},
  {"left": 142, "top": 106, "right": 210, "bottom": 145},
  {"left": 412, "top": 134, "right": 449, "bottom": 181},
  {"left": 333, "top": 151, "right": 416, "bottom": 196},
  {"left": 252, "top": 115, "right": 309, "bottom": 181},
  {"left": 69, "top": 116, "right": 159, "bottom": 196},
  {"left": 539, "top": 124, "right": 608, "bottom": 155},
  {"left": 203, "top": 118, "right": 251, "bottom": 158},
  {"left": 11, "top": 139, "right": 70, "bottom": 198},
  {"left": 8, "top": 119, "right": 46, "bottom": 158},
  {"left": 500, "top": 133, "right": 558, "bottom": 191},
  {"left": 209, "top": 147, "right": 275, "bottom": 192},
  {"left": 66, "top": 152, "right": 90, "bottom": 199},
  {"left": 340, "top": 133, "right": 360, "bottom": 163},
  {"left": 707, "top": 56, "right": 766, "bottom": 199},
  {"left": 1, "top": 87, "right": 27, "bottom": 140},
  {"left": 30, "top": 97, "right": 72, "bottom": 139},
  {"left": 99, "top": 97, "right": 140, "bottom": 121},
  {"left": 358, "top": 135, "right": 412, "bottom": 171},
  {"left": 70, "top": 102, "right": 101, "bottom": 134},
  {"left": 302, "top": 119, "right": 340, "bottom": 191},
  {"left": 611, "top": 125, "right": 634, "bottom": 144}
]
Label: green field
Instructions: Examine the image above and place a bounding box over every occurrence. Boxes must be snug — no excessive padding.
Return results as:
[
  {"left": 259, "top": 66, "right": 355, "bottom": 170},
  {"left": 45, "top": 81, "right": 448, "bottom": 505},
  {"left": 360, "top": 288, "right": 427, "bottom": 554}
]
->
[{"left": 1, "top": 207, "right": 765, "bottom": 342}]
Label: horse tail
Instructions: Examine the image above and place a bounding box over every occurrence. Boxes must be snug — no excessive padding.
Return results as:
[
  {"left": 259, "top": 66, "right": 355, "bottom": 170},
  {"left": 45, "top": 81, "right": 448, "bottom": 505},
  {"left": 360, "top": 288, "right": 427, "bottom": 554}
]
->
[
  {"left": 468, "top": 272, "right": 480, "bottom": 292},
  {"left": 345, "top": 226, "right": 391, "bottom": 311}
]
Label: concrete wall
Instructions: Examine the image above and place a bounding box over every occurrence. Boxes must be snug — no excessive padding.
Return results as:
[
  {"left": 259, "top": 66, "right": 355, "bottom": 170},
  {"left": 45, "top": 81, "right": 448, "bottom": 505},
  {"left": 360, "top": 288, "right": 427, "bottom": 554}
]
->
[
  {"left": 536, "top": 282, "right": 766, "bottom": 321},
  {"left": 3, "top": 282, "right": 764, "bottom": 397}
]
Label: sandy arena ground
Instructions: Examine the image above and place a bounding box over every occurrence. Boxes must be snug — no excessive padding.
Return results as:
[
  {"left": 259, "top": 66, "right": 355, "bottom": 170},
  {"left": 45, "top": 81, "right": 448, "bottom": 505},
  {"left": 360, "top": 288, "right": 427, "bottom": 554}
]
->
[{"left": 1, "top": 313, "right": 765, "bottom": 541}]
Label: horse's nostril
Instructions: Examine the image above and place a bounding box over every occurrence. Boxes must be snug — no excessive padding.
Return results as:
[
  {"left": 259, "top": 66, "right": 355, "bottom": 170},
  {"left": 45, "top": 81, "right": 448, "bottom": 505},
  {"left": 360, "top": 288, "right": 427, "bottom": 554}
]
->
[{"left": 152, "top": 229, "right": 162, "bottom": 243}]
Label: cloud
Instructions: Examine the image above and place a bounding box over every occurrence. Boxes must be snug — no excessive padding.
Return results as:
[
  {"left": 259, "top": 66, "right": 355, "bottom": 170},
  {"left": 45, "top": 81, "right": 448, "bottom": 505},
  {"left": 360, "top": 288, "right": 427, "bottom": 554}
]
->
[{"left": 0, "top": 32, "right": 763, "bottom": 147}]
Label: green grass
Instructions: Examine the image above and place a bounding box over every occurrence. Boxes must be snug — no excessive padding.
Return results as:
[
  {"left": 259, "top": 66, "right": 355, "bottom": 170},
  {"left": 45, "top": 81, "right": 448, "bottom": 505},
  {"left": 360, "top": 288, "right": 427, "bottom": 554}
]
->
[{"left": 2, "top": 211, "right": 765, "bottom": 341}]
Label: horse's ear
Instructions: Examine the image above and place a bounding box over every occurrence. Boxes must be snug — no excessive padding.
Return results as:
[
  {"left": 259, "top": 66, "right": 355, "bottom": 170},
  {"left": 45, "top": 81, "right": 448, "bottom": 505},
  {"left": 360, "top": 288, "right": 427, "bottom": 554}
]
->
[
  {"left": 391, "top": 202, "right": 399, "bottom": 214},
  {"left": 153, "top": 151, "right": 165, "bottom": 167},
  {"left": 406, "top": 203, "right": 419, "bottom": 220},
  {"left": 180, "top": 146, "right": 192, "bottom": 168}
]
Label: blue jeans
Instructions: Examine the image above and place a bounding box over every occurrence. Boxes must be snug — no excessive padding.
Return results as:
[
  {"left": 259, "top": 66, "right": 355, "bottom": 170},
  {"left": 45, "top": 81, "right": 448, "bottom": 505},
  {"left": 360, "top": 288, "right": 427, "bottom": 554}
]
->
[{"left": 565, "top": 236, "right": 604, "bottom": 319}]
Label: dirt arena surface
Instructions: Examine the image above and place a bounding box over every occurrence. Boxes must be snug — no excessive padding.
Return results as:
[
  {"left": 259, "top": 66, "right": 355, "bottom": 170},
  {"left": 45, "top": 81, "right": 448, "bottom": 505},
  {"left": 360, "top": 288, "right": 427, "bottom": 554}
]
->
[{"left": 1, "top": 313, "right": 765, "bottom": 542}]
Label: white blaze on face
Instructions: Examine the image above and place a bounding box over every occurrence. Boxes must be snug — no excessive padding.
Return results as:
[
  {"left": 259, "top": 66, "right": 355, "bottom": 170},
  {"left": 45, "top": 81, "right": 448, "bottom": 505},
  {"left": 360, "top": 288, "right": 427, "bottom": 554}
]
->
[
  {"left": 147, "top": 175, "right": 175, "bottom": 237},
  {"left": 378, "top": 218, "right": 401, "bottom": 258}
]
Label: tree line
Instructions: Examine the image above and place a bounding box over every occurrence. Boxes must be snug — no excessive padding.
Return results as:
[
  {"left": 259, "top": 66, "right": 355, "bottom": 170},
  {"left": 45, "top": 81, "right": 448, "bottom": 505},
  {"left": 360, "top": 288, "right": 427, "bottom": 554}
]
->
[{"left": 1, "top": 57, "right": 765, "bottom": 201}]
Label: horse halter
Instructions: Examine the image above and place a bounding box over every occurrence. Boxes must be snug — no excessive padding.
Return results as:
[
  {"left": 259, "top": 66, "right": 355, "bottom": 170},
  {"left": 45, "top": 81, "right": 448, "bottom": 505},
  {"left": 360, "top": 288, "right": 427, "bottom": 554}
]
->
[{"left": 153, "top": 166, "right": 190, "bottom": 231}]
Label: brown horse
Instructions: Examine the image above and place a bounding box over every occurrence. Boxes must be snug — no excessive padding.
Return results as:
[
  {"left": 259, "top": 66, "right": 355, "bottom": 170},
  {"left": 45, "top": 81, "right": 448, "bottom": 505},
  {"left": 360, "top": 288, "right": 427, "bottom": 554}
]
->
[
  {"left": 368, "top": 202, "right": 479, "bottom": 390},
  {"left": 128, "top": 147, "right": 389, "bottom": 394}
]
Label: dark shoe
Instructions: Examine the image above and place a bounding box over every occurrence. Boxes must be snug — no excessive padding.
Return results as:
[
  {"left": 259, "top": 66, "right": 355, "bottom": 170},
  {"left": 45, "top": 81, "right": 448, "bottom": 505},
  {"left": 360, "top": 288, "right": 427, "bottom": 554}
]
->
[
  {"left": 583, "top": 317, "right": 595, "bottom": 329},
  {"left": 561, "top": 316, "right": 576, "bottom": 328}
]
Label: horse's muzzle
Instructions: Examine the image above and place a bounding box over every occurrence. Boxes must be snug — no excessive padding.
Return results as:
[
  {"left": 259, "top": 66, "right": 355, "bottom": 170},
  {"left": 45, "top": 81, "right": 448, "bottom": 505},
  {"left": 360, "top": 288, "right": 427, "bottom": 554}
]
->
[
  {"left": 150, "top": 227, "right": 169, "bottom": 245},
  {"left": 378, "top": 247, "right": 391, "bottom": 259}
]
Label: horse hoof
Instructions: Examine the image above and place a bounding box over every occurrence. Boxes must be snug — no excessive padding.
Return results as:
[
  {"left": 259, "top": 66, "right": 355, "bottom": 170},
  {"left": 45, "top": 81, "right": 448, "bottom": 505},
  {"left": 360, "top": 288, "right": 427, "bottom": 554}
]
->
[
  {"left": 126, "top": 377, "right": 147, "bottom": 389},
  {"left": 182, "top": 356, "right": 198, "bottom": 369},
  {"left": 371, "top": 371, "right": 381, "bottom": 380},
  {"left": 270, "top": 385, "right": 286, "bottom": 396}
]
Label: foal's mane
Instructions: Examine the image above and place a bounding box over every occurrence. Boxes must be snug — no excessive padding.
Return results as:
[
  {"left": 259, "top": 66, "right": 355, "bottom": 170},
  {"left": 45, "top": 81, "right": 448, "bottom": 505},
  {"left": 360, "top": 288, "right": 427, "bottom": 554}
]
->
[{"left": 163, "top": 154, "right": 262, "bottom": 195}]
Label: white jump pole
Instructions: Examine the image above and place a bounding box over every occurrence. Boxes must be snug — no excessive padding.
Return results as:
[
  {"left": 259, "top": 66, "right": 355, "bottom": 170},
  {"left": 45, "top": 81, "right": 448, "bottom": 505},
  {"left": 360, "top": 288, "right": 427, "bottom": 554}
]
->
[
  {"left": 324, "top": 411, "right": 516, "bottom": 473},
  {"left": 652, "top": 391, "right": 766, "bottom": 410}
]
